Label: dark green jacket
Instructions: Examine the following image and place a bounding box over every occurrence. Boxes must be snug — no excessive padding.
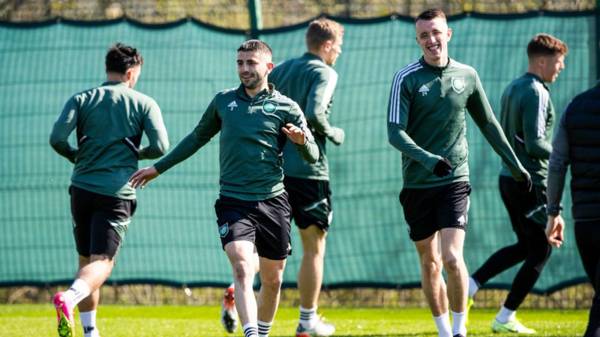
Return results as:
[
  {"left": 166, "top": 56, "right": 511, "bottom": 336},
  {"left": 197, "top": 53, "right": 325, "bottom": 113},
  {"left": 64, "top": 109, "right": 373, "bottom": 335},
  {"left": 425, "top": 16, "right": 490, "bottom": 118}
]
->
[
  {"left": 50, "top": 81, "right": 169, "bottom": 199},
  {"left": 387, "top": 58, "right": 527, "bottom": 188},
  {"left": 154, "top": 85, "right": 319, "bottom": 201}
]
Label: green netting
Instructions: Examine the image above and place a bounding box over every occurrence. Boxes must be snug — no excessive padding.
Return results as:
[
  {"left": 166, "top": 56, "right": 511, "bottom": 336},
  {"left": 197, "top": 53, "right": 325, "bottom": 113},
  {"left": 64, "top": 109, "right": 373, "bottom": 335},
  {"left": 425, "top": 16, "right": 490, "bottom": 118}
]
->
[{"left": 0, "top": 13, "right": 594, "bottom": 292}]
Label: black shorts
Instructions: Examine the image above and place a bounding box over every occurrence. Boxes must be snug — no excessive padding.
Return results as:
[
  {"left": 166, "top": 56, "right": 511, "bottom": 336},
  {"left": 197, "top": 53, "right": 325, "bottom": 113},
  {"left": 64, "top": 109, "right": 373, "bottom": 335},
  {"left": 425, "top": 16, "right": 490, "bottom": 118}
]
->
[
  {"left": 214, "top": 192, "right": 292, "bottom": 260},
  {"left": 399, "top": 181, "right": 471, "bottom": 242},
  {"left": 284, "top": 176, "right": 332, "bottom": 231},
  {"left": 499, "top": 175, "right": 548, "bottom": 236},
  {"left": 70, "top": 185, "right": 136, "bottom": 259}
]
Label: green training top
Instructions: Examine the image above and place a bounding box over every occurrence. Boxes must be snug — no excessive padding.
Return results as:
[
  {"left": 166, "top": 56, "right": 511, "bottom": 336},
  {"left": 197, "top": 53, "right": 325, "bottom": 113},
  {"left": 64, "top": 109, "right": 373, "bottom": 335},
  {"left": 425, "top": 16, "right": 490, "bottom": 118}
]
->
[
  {"left": 387, "top": 57, "right": 527, "bottom": 188},
  {"left": 50, "top": 81, "right": 169, "bottom": 200},
  {"left": 499, "top": 73, "right": 554, "bottom": 186},
  {"left": 153, "top": 84, "right": 319, "bottom": 201},
  {"left": 269, "top": 52, "right": 342, "bottom": 180}
]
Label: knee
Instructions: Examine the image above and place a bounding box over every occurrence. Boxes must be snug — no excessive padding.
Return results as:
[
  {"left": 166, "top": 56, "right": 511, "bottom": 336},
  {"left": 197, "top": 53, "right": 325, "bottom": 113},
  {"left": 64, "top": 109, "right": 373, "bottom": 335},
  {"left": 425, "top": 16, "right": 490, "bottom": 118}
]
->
[
  {"left": 421, "top": 256, "right": 443, "bottom": 276},
  {"left": 231, "top": 260, "right": 255, "bottom": 283},
  {"left": 530, "top": 244, "right": 552, "bottom": 272},
  {"left": 261, "top": 273, "right": 283, "bottom": 292},
  {"left": 442, "top": 253, "right": 464, "bottom": 273}
]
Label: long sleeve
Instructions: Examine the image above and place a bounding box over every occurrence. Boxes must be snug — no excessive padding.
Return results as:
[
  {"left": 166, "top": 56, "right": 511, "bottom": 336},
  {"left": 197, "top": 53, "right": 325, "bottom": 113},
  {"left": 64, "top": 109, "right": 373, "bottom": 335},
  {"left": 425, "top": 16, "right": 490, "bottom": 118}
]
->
[
  {"left": 305, "top": 68, "right": 344, "bottom": 144},
  {"left": 49, "top": 97, "right": 78, "bottom": 163},
  {"left": 546, "top": 112, "right": 570, "bottom": 216},
  {"left": 139, "top": 99, "right": 170, "bottom": 160},
  {"left": 288, "top": 103, "right": 319, "bottom": 163},
  {"left": 467, "top": 73, "right": 527, "bottom": 180},
  {"left": 521, "top": 85, "right": 552, "bottom": 159},
  {"left": 387, "top": 70, "right": 440, "bottom": 172},
  {"left": 154, "top": 98, "right": 221, "bottom": 174}
]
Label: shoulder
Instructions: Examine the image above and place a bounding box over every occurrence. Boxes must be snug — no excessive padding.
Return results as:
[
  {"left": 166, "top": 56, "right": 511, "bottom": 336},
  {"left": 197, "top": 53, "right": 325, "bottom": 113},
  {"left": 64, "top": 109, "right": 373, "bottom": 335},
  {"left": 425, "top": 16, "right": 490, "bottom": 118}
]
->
[
  {"left": 214, "top": 87, "right": 238, "bottom": 102},
  {"left": 391, "top": 60, "right": 424, "bottom": 85},
  {"left": 128, "top": 88, "right": 160, "bottom": 110},
  {"left": 449, "top": 59, "right": 477, "bottom": 77}
]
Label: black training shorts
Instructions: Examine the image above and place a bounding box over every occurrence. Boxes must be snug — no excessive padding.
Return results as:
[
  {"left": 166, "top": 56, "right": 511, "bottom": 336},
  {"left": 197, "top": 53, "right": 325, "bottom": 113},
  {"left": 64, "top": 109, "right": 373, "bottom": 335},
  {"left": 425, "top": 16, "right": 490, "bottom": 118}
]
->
[
  {"left": 399, "top": 181, "right": 471, "bottom": 242},
  {"left": 70, "top": 185, "right": 136, "bottom": 259},
  {"left": 284, "top": 176, "right": 332, "bottom": 231},
  {"left": 215, "top": 192, "right": 292, "bottom": 260}
]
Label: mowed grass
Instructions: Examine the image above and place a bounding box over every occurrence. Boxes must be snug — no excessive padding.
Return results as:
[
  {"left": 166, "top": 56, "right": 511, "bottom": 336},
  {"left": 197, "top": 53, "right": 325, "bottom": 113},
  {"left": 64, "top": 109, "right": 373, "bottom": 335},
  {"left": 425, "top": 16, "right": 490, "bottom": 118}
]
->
[{"left": 0, "top": 304, "right": 588, "bottom": 337}]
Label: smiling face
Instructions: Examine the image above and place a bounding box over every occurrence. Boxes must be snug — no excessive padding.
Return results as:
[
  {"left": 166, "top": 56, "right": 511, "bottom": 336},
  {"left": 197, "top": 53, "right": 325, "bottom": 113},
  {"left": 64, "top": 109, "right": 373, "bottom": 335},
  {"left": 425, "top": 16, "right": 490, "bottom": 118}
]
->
[
  {"left": 236, "top": 50, "right": 273, "bottom": 95},
  {"left": 415, "top": 17, "right": 452, "bottom": 67}
]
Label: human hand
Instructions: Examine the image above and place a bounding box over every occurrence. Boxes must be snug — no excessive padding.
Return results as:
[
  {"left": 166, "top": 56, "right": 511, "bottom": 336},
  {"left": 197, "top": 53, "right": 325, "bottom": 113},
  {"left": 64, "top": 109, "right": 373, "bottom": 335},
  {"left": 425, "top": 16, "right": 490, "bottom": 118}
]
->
[
  {"left": 545, "top": 215, "right": 565, "bottom": 248},
  {"left": 328, "top": 127, "right": 345, "bottom": 145},
  {"left": 282, "top": 123, "right": 307, "bottom": 145},
  {"left": 433, "top": 158, "right": 452, "bottom": 177},
  {"left": 129, "top": 166, "right": 159, "bottom": 189}
]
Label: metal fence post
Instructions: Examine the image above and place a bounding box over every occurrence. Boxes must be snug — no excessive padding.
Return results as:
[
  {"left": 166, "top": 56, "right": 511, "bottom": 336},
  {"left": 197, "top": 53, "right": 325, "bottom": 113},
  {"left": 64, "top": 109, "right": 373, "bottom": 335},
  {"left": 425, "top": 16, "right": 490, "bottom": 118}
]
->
[{"left": 248, "top": 0, "right": 263, "bottom": 39}]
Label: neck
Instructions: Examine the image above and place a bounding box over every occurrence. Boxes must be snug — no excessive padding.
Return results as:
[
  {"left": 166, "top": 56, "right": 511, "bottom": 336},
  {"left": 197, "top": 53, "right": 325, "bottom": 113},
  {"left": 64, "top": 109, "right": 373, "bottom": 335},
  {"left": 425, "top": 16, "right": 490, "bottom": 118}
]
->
[
  {"left": 527, "top": 65, "right": 544, "bottom": 81},
  {"left": 424, "top": 55, "right": 448, "bottom": 67},
  {"left": 245, "top": 83, "right": 269, "bottom": 98},
  {"left": 106, "top": 72, "right": 129, "bottom": 86}
]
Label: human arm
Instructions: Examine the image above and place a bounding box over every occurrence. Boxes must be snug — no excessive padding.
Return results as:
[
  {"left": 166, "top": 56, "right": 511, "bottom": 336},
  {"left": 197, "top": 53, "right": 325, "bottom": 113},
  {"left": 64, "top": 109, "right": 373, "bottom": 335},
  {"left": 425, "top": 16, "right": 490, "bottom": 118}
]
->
[
  {"left": 305, "top": 68, "right": 344, "bottom": 145},
  {"left": 286, "top": 104, "right": 319, "bottom": 163},
  {"left": 138, "top": 99, "right": 169, "bottom": 160},
  {"left": 130, "top": 98, "right": 220, "bottom": 188},
  {"left": 387, "top": 71, "right": 446, "bottom": 173},
  {"left": 467, "top": 73, "right": 531, "bottom": 185},
  {"left": 49, "top": 97, "right": 78, "bottom": 163},
  {"left": 520, "top": 85, "right": 552, "bottom": 159},
  {"left": 546, "top": 112, "right": 570, "bottom": 218}
]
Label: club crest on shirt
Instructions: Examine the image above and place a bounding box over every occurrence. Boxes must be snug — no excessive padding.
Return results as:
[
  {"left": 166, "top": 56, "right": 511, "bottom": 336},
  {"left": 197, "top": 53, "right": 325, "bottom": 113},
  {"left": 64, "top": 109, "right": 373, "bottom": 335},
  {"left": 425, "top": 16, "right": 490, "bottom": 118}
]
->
[
  {"left": 263, "top": 101, "right": 278, "bottom": 113},
  {"left": 451, "top": 77, "right": 466, "bottom": 94}
]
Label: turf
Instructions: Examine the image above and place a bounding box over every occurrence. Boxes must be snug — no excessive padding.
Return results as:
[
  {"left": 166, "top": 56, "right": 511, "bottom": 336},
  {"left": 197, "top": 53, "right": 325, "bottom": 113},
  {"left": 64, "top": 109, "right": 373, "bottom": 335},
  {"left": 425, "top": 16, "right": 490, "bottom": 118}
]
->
[{"left": 0, "top": 304, "right": 588, "bottom": 337}]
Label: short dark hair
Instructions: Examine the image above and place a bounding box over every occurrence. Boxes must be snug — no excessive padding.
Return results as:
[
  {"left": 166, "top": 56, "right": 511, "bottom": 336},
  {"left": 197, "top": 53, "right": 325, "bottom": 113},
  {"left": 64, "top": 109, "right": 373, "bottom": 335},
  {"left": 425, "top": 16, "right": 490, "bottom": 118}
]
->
[
  {"left": 105, "top": 43, "right": 143, "bottom": 74},
  {"left": 416, "top": 8, "right": 447, "bottom": 22},
  {"left": 237, "top": 39, "right": 272, "bottom": 57},
  {"left": 306, "top": 18, "right": 344, "bottom": 51},
  {"left": 527, "top": 33, "right": 568, "bottom": 58}
]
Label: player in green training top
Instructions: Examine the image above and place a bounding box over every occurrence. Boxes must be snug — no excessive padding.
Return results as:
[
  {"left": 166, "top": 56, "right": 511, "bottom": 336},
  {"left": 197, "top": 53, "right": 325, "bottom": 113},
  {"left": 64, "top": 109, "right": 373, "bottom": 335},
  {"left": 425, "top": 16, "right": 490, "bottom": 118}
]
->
[
  {"left": 387, "top": 9, "right": 531, "bottom": 337},
  {"left": 468, "top": 34, "right": 567, "bottom": 334},
  {"left": 129, "top": 40, "right": 319, "bottom": 337},
  {"left": 269, "top": 18, "right": 344, "bottom": 337},
  {"left": 50, "top": 43, "right": 169, "bottom": 337}
]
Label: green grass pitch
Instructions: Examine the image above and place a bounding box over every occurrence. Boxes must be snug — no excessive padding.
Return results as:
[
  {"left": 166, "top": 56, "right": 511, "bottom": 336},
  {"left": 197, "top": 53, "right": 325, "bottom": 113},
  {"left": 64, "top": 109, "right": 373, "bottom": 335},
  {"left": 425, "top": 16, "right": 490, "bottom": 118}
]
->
[{"left": 0, "top": 304, "right": 587, "bottom": 336}]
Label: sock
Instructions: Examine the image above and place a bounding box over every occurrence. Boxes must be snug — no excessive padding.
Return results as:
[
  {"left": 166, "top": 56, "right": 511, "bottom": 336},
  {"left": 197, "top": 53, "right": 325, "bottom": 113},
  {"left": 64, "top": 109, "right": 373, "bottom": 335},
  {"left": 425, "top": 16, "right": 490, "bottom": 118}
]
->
[
  {"left": 433, "top": 312, "right": 452, "bottom": 337},
  {"left": 80, "top": 310, "right": 99, "bottom": 337},
  {"left": 63, "top": 279, "right": 91, "bottom": 307},
  {"left": 243, "top": 322, "right": 258, "bottom": 337},
  {"left": 451, "top": 310, "right": 467, "bottom": 336},
  {"left": 228, "top": 282, "right": 235, "bottom": 290},
  {"left": 257, "top": 320, "right": 272, "bottom": 337},
  {"left": 468, "top": 277, "right": 479, "bottom": 298},
  {"left": 496, "top": 305, "right": 516, "bottom": 324},
  {"left": 299, "top": 306, "right": 317, "bottom": 328}
]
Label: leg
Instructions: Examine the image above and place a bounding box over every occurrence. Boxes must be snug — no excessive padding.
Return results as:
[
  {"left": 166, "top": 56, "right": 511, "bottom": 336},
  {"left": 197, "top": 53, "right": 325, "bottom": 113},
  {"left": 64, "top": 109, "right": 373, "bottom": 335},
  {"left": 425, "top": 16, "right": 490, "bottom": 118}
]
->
[
  {"left": 297, "top": 225, "right": 327, "bottom": 309},
  {"left": 225, "top": 240, "right": 259, "bottom": 326},
  {"left": 440, "top": 228, "right": 467, "bottom": 313},
  {"left": 415, "top": 232, "right": 448, "bottom": 316},
  {"left": 257, "top": 257, "right": 286, "bottom": 322}
]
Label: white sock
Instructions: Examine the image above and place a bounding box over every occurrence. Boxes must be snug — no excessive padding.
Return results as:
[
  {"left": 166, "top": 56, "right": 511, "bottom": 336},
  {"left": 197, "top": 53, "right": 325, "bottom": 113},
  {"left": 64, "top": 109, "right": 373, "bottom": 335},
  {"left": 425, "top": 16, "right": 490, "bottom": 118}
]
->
[
  {"left": 228, "top": 282, "right": 235, "bottom": 290},
  {"left": 243, "top": 322, "right": 258, "bottom": 337},
  {"left": 451, "top": 310, "right": 467, "bottom": 336},
  {"left": 257, "top": 320, "right": 272, "bottom": 337},
  {"left": 496, "top": 306, "right": 516, "bottom": 324},
  {"left": 433, "top": 312, "right": 452, "bottom": 337},
  {"left": 299, "top": 306, "right": 317, "bottom": 328},
  {"left": 468, "top": 277, "right": 479, "bottom": 298},
  {"left": 64, "top": 279, "right": 91, "bottom": 307},
  {"left": 80, "top": 310, "right": 99, "bottom": 337}
]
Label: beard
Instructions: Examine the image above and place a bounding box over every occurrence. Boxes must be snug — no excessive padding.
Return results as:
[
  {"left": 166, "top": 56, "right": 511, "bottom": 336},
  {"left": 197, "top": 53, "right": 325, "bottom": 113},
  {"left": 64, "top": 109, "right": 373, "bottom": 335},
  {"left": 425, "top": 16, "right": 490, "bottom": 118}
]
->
[{"left": 240, "top": 69, "right": 268, "bottom": 90}]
